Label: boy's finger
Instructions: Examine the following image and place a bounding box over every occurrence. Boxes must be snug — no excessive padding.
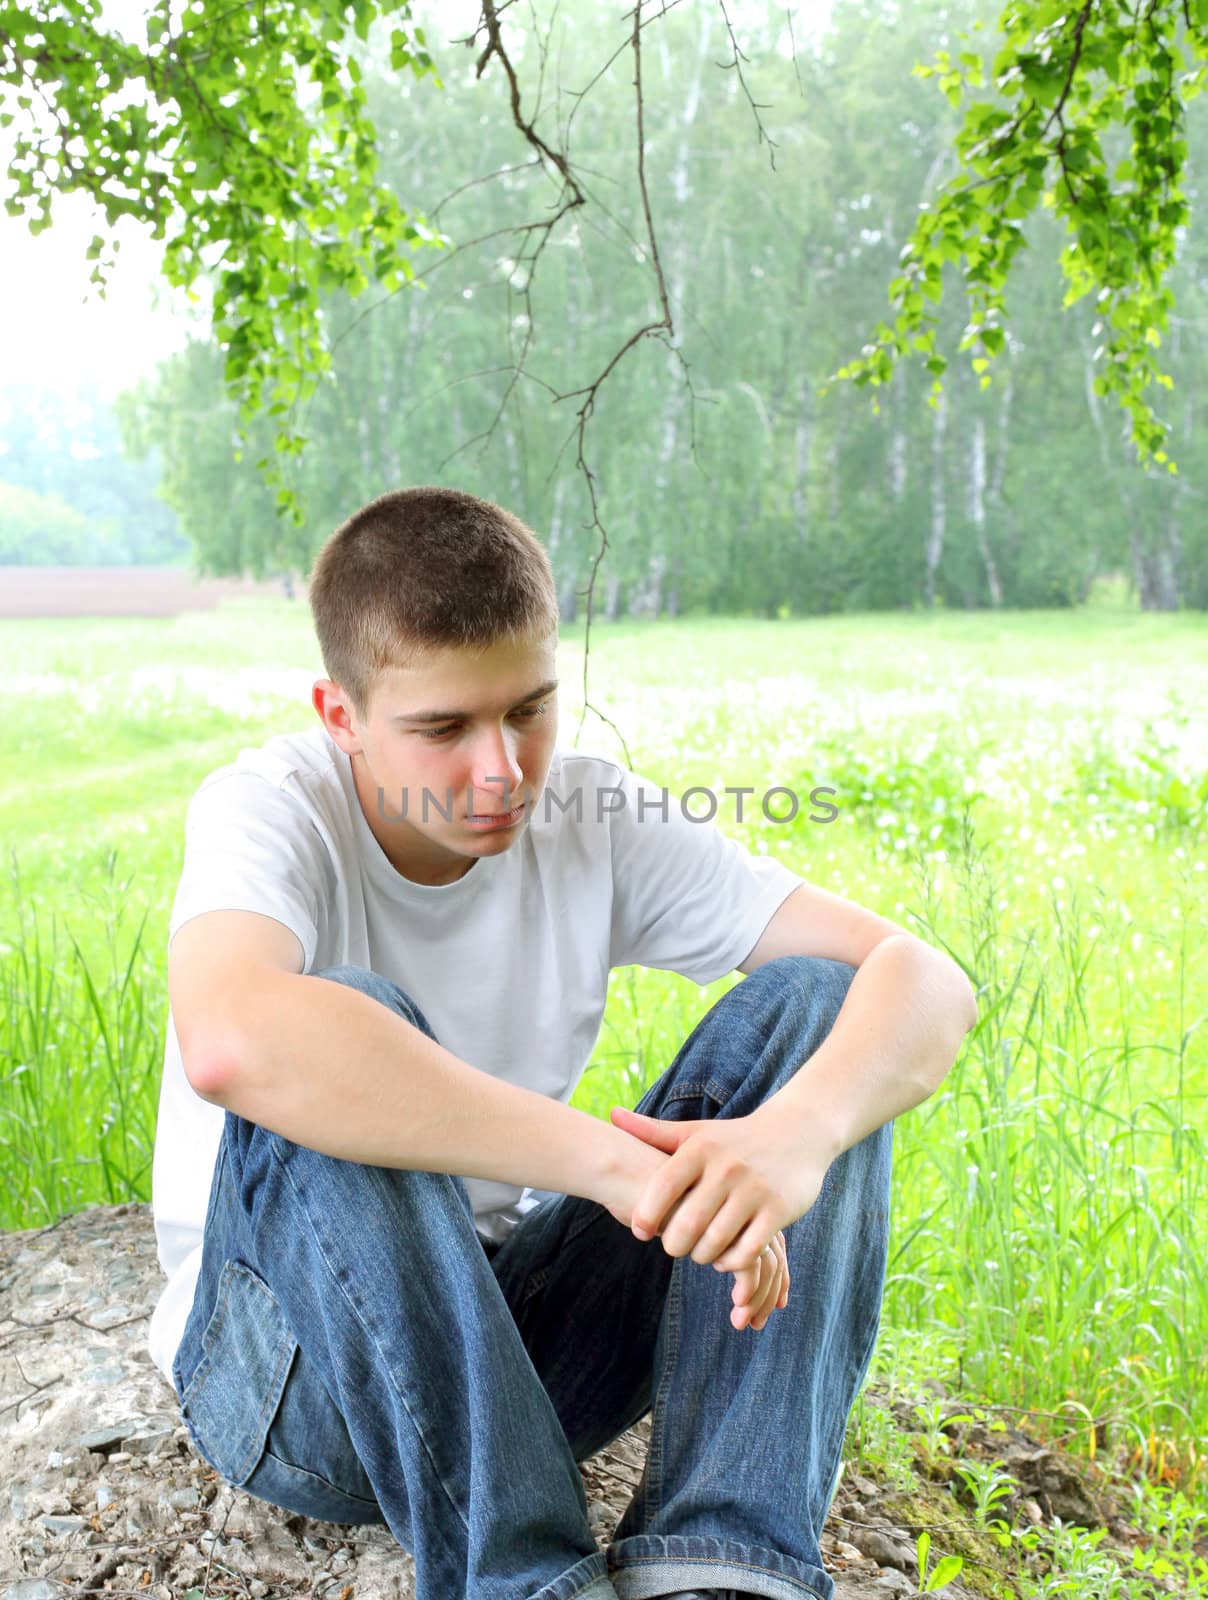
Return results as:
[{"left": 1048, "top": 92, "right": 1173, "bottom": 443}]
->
[
  {"left": 732, "top": 1263, "right": 757, "bottom": 1305},
  {"left": 735, "top": 1257, "right": 780, "bottom": 1327},
  {"left": 753, "top": 1267, "right": 788, "bottom": 1329}
]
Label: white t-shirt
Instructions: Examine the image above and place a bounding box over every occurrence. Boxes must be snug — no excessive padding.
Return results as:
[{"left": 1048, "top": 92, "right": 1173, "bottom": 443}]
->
[{"left": 148, "top": 724, "right": 800, "bottom": 1387}]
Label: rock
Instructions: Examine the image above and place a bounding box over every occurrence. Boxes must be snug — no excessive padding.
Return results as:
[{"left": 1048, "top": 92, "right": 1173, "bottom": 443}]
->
[
  {"left": 77, "top": 1423, "right": 130, "bottom": 1454},
  {"left": 121, "top": 1416, "right": 176, "bottom": 1456},
  {"left": 125, "top": 1494, "right": 161, "bottom": 1537},
  {"left": 37, "top": 1515, "right": 88, "bottom": 1536},
  {"left": 587, "top": 1497, "right": 612, "bottom": 1533},
  {"left": 870, "top": 1571, "right": 913, "bottom": 1597},
  {"left": 998, "top": 1442, "right": 1105, "bottom": 1527},
  {"left": 848, "top": 1525, "right": 918, "bottom": 1575}
]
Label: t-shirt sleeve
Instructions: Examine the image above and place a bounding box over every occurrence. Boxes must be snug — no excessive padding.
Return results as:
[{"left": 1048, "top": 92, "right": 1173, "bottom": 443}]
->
[
  {"left": 168, "top": 771, "right": 325, "bottom": 974},
  {"left": 606, "top": 764, "right": 801, "bottom": 984}
]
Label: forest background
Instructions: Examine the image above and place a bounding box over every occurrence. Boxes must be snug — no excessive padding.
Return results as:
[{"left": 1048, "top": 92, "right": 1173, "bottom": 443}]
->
[{"left": 3, "top": 0, "right": 1206, "bottom": 614}]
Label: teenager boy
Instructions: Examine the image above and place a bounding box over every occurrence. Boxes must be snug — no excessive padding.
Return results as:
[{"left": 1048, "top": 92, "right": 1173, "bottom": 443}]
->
[{"left": 150, "top": 486, "right": 977, "bottom": 1600}]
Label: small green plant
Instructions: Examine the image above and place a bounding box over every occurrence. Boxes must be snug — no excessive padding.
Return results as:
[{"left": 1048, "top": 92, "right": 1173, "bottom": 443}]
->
[
  {"left": 911, "top": 1398, "right": 976, "bottom": 1467},
  {"left": 1066, "top": 719, "right": 1208, "bottom": 832},
  {"left": 1119, "top": 1480, "right": 1208, "bottom": 1599},
  {"left": 914, "top": 1529, "right": 964, "bottom": 1594},
  {"left": 1012, "top": 1516, "right": 1158, "bottom": 1599},
  {"left": 847, "top": 1390, "right": 917, "bottom": 1491},
  {"left": 803, "top": 738, "right": 987, "bottom": 853},
  {"left": 1126, "top": 1479, "right": 1207, "bottom": 1554},
  {"left": 951, "top": 1457, "right": 1018, "bottom": 1540}
]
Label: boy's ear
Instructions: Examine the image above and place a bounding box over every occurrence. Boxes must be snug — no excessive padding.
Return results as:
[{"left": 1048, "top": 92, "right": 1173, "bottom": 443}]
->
[{"left": 313, "top": 679, "right": 360, "bottom": 747}]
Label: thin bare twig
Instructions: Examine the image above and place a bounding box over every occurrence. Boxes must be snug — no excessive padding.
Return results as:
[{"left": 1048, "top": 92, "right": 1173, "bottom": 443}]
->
[
  {"left": 557, "top": 0, "right": 682, "bottom": 760},
  {"left": 429, "top": 158, "right": 543, "bottom": 220},
  {"left": 717, "top": 0, "right": 778, "bottom": 169},
  {"left": 0, "top": 1306, "right": 149, "bottom": 1349},
  {"left": 785, "top": 7, "right": 806, "bottom": 102}
]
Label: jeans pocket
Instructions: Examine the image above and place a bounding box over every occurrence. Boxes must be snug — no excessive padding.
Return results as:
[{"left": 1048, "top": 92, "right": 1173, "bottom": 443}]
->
[{"left": 179, "top": 1258, "right": 299, "bottom": 1488}]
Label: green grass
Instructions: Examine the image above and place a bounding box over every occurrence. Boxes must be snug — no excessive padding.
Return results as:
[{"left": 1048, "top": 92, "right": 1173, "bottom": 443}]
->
[{"left": 1, "top": 599, "right": 1205, "bottom": 1517}]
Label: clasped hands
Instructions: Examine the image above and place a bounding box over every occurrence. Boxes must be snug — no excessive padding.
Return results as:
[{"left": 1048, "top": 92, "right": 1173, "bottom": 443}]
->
[{"left": 604, "top": 1104, "right": 832, "bottom": 1333}]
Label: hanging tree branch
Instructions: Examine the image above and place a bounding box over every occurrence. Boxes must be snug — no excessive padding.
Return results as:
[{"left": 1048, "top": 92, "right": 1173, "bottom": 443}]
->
[
  {"left": 444, "top": 0, "right": 698, "bottom": 766},
  {"left": 832, "top": 0, "right": 1207, "bottom": 473}
]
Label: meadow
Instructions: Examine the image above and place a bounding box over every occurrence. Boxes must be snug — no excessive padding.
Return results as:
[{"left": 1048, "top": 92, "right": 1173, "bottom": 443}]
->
[{"left": 1, "top": 599, "right": 1204, "bottom": 1531}]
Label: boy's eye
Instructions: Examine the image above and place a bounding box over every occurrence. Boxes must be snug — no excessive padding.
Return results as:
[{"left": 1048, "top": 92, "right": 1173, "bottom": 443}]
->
[{"left": 415, "top": 700, "right": 550, "bottom": 742}]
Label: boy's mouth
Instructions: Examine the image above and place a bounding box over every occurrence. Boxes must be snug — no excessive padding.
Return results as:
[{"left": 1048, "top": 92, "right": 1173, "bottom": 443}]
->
[{"left": 466, "top": 801, "right": 527, "bottom": 829}]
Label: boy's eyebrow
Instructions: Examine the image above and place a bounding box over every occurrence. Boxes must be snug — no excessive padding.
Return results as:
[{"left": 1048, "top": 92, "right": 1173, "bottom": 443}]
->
[{"left": 392, "top": 679, "right": 559, "bottom": 725}]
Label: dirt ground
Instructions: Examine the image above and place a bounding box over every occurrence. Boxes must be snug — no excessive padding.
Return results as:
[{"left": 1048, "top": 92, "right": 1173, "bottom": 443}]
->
[{"left": 0, "top": 567, "right": 301, "bottom": 620}]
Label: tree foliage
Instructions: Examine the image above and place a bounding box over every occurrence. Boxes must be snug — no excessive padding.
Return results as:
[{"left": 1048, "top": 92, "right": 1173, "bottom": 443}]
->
[
  {"left": 4, "top": 1, "right": 1207, "bottom": 611},
  {"left": 1, "top": 0, "right": 442, "bottom": 527},
  {"left": 0, "top": 477, "right": 91, "bottom": 561},
  {"left": 0, "top": 381, "right": 187, "bottom": 563},
  {"left": 835, "top": 0, "right": 1208, "bottom": 471},
  {"left": 113, "top": 0, "right": 1207, "bottom": 612}
]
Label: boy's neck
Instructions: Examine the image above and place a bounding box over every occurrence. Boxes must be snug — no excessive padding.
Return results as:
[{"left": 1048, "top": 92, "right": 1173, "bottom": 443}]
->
[{"left": 349, "top": 752, "right": 477, "bottom": 887}]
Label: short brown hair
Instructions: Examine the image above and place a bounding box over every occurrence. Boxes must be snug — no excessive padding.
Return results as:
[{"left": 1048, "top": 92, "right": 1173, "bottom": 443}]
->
[{"left": 308, "top": 486, "right": 559, "bottom": 721}]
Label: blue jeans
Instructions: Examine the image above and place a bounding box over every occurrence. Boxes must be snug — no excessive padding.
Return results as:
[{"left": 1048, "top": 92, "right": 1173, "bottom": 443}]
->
[{"left": 172, "top": 955, "right": 892, "bottom": 1600}]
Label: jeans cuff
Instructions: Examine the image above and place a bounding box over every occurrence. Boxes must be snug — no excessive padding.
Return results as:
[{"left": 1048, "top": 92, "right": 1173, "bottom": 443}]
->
[
  {"left": 527, "top": 1550, "right": 619, "bottom": 1600},
  {"left": 607, "top": 1532, "right": 832, "bottom": 1600}
]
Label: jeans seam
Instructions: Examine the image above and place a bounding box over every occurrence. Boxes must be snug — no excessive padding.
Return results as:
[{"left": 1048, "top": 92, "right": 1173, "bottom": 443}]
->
[
  {"left": 260, "top": 1448, "right": 382, "bottom": 1511},
  {"left": 643, "top": 1254, "right": 682, "bottom": 1523},
  {"left": 609, "top": 1544, "right": 831, "bottom": 1600},
  {"left": 179, "top": 1270, "right": 232, "bottom": 1414},
  {"left": 659, "top": 1079, "right": 734, "bottom": 1114}
]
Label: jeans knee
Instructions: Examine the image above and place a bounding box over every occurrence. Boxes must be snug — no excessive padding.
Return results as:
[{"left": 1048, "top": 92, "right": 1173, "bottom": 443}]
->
[
  {"left": 719, "top": 954, "right": 856, "bottom": 1098},
  {"left": 747, "top": 953, "right": 856, "bottom": 1013},
  {"left": 312, "top": 964, "right": 437, "bottom": 1041}
]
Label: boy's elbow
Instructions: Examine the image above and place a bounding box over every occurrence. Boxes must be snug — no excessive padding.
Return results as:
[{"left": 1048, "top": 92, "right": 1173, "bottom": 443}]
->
[
  {"left": 913, "top": 940, "right": 978, "bottom": 1037},
  {"left": 182, "top": 1037, "right": 242, "bottom": 1106},
  {"left": 936, "top": 949, "right": 978, "bottom": 1035}
]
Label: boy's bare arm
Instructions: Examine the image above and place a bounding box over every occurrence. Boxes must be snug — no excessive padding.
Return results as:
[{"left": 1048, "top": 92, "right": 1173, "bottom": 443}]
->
[{"left": 195, "top": 970, "right": 654, "bottom": 1213}]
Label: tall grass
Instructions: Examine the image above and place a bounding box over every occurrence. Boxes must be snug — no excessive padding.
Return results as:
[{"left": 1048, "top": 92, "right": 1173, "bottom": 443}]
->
[
  {"left": 0, "top": 849, "right": 161, "bottom": 1221},
  {"left": 890, "top": 811, "right": 1205, "bottom": 1492}
]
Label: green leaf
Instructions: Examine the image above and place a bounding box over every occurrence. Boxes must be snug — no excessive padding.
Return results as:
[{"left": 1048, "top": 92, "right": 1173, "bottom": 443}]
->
[
  {"left": 925, "top": 1554, "right": 965, "bottom": 1591},
  {"left": 390, "top": 28, "right": 415, "bottom": 72}
]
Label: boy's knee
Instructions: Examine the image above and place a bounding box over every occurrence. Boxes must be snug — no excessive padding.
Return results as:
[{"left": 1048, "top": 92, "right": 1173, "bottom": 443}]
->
[
  {"left": 736, "top": 955, "right": 858, "bottom": 1054},
  {"left": 749, "top": 952, "right": 857, "bottom": 1002},
  {"left": 313, "top": 962, "right": 385, "bottom": 991}
]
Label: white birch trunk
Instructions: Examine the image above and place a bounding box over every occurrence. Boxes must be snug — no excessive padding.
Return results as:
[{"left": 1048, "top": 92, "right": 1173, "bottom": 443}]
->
[
  {"left": 924, "top": 388, "right": 947, "bottom": 608},
  {"left": 968, "top": 412, "right": 1002, "bottom": 607},
  {"left": 642, "top": 9, "right": 712, "bottom": 616},
  {"left": 793, "top": 377, "right": 811, "bottom": 536}
]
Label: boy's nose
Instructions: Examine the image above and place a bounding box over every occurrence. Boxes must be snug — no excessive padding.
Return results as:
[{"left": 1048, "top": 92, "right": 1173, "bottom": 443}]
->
[{"left": 469, "top": 732, "right": 524, "bottom": 810}]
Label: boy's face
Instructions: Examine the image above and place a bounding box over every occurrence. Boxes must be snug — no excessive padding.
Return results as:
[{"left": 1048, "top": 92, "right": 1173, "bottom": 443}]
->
[{"left": 314, "top": 632, "right": 560, "bottom": 886}]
